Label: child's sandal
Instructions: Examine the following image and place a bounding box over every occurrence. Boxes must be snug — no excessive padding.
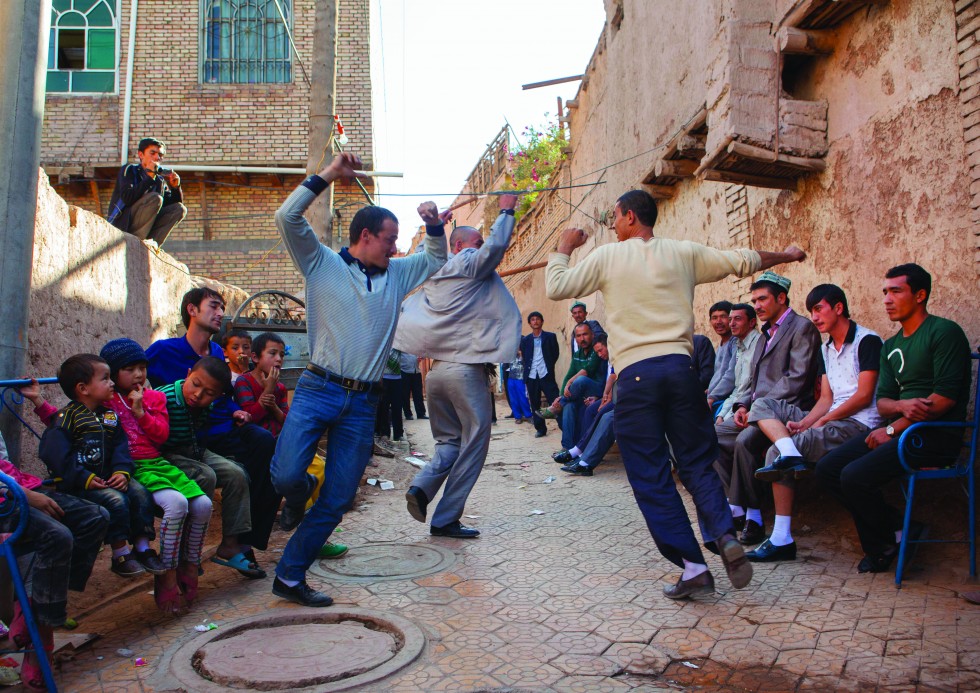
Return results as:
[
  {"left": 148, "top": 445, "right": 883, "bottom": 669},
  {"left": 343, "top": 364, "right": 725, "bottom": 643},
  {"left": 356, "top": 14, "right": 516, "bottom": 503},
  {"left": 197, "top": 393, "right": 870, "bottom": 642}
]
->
[{"left": 153, "top": 575, "right": 182, "bottom": 615}]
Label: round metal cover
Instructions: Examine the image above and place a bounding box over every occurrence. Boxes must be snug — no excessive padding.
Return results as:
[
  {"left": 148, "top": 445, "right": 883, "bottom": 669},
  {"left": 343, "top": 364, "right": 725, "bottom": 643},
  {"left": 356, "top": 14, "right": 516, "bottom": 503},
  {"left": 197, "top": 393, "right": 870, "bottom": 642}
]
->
[{"left": 309, "top": 542, "right": 457, "bottom": 583}]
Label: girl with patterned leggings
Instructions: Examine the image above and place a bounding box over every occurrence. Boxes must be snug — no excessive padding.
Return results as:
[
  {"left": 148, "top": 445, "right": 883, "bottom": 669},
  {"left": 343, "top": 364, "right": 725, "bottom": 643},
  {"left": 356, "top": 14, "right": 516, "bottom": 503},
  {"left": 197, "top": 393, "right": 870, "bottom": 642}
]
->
[{"left": 99, "top": 339, "right": 213, "bottom": 614}]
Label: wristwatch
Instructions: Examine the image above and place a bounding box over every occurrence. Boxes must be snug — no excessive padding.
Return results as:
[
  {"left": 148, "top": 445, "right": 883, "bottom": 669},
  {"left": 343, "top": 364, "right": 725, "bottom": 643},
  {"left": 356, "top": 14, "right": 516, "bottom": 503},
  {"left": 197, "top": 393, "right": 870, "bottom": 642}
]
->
[{"left": 885, "top": 425, "right": 896, "bottom": 437}]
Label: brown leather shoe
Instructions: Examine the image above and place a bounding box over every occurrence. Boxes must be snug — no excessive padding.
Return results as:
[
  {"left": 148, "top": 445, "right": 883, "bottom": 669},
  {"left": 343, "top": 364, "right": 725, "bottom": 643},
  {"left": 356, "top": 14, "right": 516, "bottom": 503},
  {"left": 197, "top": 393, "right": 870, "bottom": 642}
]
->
[
  {"left": 662, "top": 570, "right": 715, "bottom": 600},
  {"left": 718, "top": 532, "right": 753, "bottom": 589}
]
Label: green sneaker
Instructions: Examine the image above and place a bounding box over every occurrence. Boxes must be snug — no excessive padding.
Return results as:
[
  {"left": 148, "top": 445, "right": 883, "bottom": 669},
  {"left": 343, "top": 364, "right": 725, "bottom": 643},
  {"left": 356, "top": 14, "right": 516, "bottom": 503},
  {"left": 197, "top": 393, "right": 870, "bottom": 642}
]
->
[
  {"left": 536, "top": 407, "right": 557, "bottom": 420},
  {"left": 318, "top": 542, "right": 349, "bottom": 559}
]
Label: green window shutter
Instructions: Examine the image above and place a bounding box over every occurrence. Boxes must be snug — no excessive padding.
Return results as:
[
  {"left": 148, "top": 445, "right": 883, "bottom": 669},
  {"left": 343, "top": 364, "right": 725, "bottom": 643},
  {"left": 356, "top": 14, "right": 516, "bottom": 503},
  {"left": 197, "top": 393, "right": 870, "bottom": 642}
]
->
[
  {"left": 72, "top": 71, "right": 114, "bottom": 92},
  {"left": 46, "top": 71, "right": 70, "bottom": 92},
  {"left": 59, "top": 10, "right": 86, "bottom": 26},
  {"left": 47, "top": 28, "right": 56, "bottom": 69},
  {"left": 87, "top": 2, "right": 114, "bottom": 27},
  {"left": 87, "top": 29, "right": 114, "bottom": 68},
  {"left": 74, "top": 0, "right": 99, "bottom": 13},
  {"left": 52, "top": 0, "right": 71, "bottom": 12}
]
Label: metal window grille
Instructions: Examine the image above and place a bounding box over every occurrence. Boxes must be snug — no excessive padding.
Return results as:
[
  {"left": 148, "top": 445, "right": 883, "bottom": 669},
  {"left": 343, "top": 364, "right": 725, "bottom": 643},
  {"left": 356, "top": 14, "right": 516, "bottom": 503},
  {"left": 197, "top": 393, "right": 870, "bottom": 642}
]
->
[{"left": 202, "top": 0, "right": 292, "bottom": 84}]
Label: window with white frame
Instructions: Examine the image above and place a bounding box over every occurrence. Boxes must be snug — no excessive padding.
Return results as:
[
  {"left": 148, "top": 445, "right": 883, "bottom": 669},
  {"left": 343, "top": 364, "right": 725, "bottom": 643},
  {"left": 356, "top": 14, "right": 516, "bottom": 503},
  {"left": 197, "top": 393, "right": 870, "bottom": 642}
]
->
[
  {"left": 202, "top": 0, "right": 292, "bottom": 84},
  {"left": 47, "top": 0, "right": 118, "bottom": 94}
]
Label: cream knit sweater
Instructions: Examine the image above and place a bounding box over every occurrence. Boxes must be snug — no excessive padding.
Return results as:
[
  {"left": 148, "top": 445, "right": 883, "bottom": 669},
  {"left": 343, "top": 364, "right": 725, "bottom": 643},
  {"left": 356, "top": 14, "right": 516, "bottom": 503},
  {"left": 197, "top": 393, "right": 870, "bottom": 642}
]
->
[{"left": 546, "top": 237, "right": 760, "bottom": 373}]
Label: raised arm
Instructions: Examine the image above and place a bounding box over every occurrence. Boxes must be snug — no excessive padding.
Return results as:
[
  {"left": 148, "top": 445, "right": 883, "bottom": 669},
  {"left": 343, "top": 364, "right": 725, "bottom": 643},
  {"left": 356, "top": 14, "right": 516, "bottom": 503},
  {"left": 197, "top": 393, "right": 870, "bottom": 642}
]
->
[
  {"left": 465, "top": 195, "right": 518, "bottom": 279},
  {"left": 393, "top": 201, "right": 449, "bottom": 293},
  {"left": 546, "top": 229, "right": 606, "bottom": 300}
]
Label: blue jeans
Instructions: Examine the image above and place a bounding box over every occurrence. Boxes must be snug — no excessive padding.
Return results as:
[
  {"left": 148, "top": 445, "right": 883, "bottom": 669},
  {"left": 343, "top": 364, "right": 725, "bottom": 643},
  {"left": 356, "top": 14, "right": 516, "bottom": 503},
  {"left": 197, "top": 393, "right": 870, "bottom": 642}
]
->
[
  {"left": 614, "top": 354, "right": 734, "bottom": 568},
  {"left": 271, "top": 370, "right": 379, "bottom": 581},
  {"left": 506, "top": 378, "right": 533, "bottom": 419},
  {"left": 72, "top": 479, "right": 155, "bottom": 545},
  {"left": 560, "top": 376, "right": 605, "bottom": 450}
]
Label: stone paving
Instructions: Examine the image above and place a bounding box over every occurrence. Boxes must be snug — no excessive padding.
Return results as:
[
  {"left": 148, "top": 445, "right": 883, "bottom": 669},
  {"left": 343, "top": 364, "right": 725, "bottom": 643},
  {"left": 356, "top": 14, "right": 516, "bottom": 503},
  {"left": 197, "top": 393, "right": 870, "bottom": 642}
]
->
[{"left": 30, "top": 415, "right": 980, "bottom": 691}]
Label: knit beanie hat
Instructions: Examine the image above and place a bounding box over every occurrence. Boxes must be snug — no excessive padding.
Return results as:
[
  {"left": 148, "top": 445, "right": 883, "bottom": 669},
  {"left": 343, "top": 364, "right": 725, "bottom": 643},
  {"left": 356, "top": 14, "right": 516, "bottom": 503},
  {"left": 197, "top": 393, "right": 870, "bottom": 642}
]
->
[{"left": 100, "top": 338, "right": 148, "bottom": 374}]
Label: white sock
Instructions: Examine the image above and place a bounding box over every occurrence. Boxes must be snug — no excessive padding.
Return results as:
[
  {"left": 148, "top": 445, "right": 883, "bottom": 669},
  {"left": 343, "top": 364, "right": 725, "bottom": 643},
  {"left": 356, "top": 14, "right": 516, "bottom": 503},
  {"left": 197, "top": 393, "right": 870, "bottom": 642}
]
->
[
  {"left": 774, "top": 438, "right": 802, "bottom": 458},
  {"left": 895, "top": 529, "right": 903, "bottom": 543},
  {"left": 577, "top": 460, "right": 589, "bottom": 468},
  {"left": 769, "top": 515, "right": 793, "bottom": 546},
  {"left": 278, "top": 577, "right": 300, "bottom": 587},
  {"left": 746, "top": 508, "right": 763, "bottom": 526},
  {"left": 134, "top": 537, "right": 150, "bottom": 553},
  {"left": 112, "top": 546, "right": 130, "bottom": 559},
  {"left": 681, "top": 559, "right": 709, "bottom": 580},
  {"left": 730, "top": 504, "right": 745, "bottom": 518},
  {"left": 568, "top": 446, "right": 582, "bottom": 458}
]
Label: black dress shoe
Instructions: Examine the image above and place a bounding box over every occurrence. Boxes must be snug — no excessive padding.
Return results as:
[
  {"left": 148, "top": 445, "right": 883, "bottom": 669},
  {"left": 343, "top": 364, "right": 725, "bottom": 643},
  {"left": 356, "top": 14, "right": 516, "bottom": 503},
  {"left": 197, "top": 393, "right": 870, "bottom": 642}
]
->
[
  {"left": 552, "top": 450, "right": 573, "bottom": 464},
  {"left": 858, "top": 547, "right": 898, "bottom": 573},
  {"left": 755, "top": 454, "right": 808, "bottom": 482},
  {"left": 404, "top": 414, "right": 414, "bottom": 420},
  {"left": 419, "top": 415, "right": 429, "bottom": 420},
  {"left": 561, "top": 462, "right": 593, "bottom": 476},
  {"left": 746, "top": 539, "right": 797, "bottom": 562},
  {"left": 663, "top": 571, "right": 715, "bottom": 599},
  {"left": 406, "top": 486, "right": 429, "bottom": 523},
  {"left": 534, "top": 430, "right": 547, "bottom": 438},
  {"left": 272, "top": 577, "right": 333, "bottom": 607},
  {"left": 279, "top": 501, "right": 307, "bottom": 532},
  {"left": 738, "top": 519, "right": 765, "bottom": 546},
  {"left": 430, "top": 521, "right": 480, "bottom": 538},
  {"left": 718, "top": 532, "right": 753, "bottom": 589},
  {"left": 733, "top": 515, "right": 746, "bottom": 532}
]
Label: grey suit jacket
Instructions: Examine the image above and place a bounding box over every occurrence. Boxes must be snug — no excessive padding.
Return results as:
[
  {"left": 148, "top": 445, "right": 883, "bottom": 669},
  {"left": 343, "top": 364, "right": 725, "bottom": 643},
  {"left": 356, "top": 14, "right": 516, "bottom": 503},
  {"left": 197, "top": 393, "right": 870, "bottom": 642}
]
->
[
  {"left": 737, "top": 309, "right": 822, "bottom": 412},
  {"left": 393, "top": 212, "right": 522, "bottom": 364}
]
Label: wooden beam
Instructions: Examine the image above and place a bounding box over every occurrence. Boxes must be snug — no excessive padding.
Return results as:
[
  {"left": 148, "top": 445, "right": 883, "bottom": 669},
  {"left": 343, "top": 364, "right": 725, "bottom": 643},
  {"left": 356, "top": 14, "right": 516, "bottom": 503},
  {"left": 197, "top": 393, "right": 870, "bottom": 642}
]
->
[
  {"left": 776, "top": 26, "right": 835, "bottom": 54},
  {"left": 522, "top": 74, "right": 584, "bottom": 91},
  {"left": 655, "top": 159, "right": 698, "bottom": 178},
  {"left": 499, "top": 261, "right": 547, "bottom": 278},
  {"left": 89, "top": 179, "right": 102, "bottom": 216},
  {"left": 728, "top": 140, "right": 826, "bottom": 172},
  {"left": 565, "top": 99, "right": 579, "bottom": 109},
  {"left": 677, "top": 134, "right": 706, "bottom": 158},
  {"left": 701, "top": 169, "right": 797, "bottom": 191},
  {"left": 694, "top": 135, "right": 734, "bottom": 177},
  {"left": 642, "top": 184, "right": 677, "bottom": 199}
]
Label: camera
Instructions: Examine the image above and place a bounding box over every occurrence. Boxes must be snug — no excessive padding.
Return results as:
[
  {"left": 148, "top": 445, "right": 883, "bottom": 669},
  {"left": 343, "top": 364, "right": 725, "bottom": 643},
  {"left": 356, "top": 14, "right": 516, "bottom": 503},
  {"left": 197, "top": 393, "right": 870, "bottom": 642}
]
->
[{"left": 155, "top": 164, "right": 174, "bottom": 176}]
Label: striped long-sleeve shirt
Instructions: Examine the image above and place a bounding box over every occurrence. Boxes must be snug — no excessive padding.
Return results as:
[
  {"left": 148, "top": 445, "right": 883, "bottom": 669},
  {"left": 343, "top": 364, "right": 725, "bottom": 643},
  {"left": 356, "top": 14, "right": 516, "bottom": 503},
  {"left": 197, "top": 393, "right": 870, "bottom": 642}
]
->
[
  {"left": 159, "top": 381, "right": 211, "bottom": 458},
  {"left": 275, "top": 176, "right": 448, "bottom": 383}
]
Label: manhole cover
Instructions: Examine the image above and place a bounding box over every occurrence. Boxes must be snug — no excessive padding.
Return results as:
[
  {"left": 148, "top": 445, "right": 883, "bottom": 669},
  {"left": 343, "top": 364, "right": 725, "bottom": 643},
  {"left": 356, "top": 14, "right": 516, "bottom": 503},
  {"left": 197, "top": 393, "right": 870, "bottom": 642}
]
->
[
  {"left": 169, "top": 608, "right": 425, "bottom": 692},
  {"left": 308, "top": 542, "right": 456, "bottom": 583}
]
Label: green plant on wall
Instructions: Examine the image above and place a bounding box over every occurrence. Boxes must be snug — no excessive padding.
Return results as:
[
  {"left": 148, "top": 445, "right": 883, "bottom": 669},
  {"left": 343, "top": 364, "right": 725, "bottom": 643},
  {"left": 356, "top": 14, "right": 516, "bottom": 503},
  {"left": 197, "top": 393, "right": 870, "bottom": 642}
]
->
[{"left": 506, "top": 118, "right": 567, "bottom": 221}]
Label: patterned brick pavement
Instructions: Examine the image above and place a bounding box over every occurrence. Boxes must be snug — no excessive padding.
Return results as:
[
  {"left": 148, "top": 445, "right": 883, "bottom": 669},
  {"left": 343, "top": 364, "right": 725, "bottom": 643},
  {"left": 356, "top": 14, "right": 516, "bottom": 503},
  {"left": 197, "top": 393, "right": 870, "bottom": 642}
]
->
[{"left": 31, "top": 416, "right": 980, "bottom": 691}]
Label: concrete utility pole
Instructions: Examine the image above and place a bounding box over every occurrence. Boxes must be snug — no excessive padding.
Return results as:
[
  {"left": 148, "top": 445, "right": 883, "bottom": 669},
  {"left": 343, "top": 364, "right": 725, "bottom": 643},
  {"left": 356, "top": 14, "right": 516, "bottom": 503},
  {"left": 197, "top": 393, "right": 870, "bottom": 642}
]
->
[
  {"left": 0, "top": 0, "right": 51, "bottom": 462},
  {"left": 306, "top": 0, "right": 339, "bottom": 248}
]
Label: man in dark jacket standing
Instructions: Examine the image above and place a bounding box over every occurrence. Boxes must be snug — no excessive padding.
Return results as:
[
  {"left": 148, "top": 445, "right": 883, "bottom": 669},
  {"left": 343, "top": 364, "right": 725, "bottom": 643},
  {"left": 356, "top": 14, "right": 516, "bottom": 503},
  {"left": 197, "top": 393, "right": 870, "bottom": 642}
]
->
[
  {"left": 106, "top": 137, "right": 186, "bottom": 246},
  {"left": 520, "top": 312, "right": 560, "bottom": 438}
]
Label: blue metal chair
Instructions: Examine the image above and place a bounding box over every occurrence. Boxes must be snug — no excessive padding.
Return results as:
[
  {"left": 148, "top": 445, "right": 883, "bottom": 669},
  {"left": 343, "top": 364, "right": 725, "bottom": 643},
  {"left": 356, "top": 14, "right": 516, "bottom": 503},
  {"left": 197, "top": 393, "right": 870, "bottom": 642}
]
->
[
  {"left": 895, "top": 351, "right": 979, "bottom": 587},
  {"left": 0, "top": 471, "right": 58, "bottom": 691}
]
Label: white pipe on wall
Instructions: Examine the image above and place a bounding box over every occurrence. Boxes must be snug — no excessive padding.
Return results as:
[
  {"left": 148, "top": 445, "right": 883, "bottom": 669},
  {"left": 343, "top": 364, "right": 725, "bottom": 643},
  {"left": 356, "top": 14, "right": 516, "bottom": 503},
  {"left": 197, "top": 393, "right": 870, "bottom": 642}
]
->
[{"left": 120, "top": 0, "right": 138, "bottom": 165}]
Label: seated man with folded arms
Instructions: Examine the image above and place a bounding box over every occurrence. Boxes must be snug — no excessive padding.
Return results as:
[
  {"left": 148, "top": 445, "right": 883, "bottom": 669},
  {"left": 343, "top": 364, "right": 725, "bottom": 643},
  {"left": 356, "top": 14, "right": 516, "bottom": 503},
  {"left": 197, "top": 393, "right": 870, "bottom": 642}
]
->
[
  {"left": 714, "top": 272, "right": 822, "bottom": 547},
  {"left": 743, "top": 284, "right": 883, "bottom": 562}
]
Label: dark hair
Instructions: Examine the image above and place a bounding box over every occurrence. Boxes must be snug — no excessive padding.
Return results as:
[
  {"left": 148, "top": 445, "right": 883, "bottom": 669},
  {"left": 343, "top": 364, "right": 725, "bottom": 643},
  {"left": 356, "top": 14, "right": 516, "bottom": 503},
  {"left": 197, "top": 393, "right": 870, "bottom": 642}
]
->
[
  {"left": 885, "top": 263, "right": 931, "bottom": 303},
  {"left": 349, "top": 206, "right": 398, "bottom": 245},
  {"left": 573, "top": 322, "right": 593, "bottom": 335},
  {"left": 527, "top": 311, "right": 544, "bottom": 324},
  {"left": 805, "top": 284, "right": 850, "bottom": 318},
  {"left": 138, "top": 137, "right": 165, "bottom": 153},
  {"left": 616, "top": 190, "right": 658, "bottom": 227},
  {"left": 181, "top": 287, "right": 225, "bottom": 328},
  {"left": 221, "top": 329, "right": 251, "bottom": 348},
  {"left": 58, "top": 354, "right": 108, "bottom": 399},
  {"left": 709, "top": 300, "right": 733, "bottom": 316},
  {"left": 731, "top": 302, "right": 757, "bottom": 322},
  {"left": 251, "top": 332, "right": 285, "bottom": 358},
  {"left": 749, "top": 280, "right": 790, "bottom": 306},
  {"left": 593, "top": 332, "right": 608, "bottom": 346},
  {"left": 189, "top": 356, "right": 232, "bottom": 394}
]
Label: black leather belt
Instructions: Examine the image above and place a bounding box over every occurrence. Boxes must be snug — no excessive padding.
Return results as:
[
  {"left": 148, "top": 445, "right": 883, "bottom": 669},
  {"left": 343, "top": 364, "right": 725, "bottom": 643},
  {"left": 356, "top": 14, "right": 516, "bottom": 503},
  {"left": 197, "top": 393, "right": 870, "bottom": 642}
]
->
[{"left": 306, "top": 363, "right": 382, "bottom": 395}]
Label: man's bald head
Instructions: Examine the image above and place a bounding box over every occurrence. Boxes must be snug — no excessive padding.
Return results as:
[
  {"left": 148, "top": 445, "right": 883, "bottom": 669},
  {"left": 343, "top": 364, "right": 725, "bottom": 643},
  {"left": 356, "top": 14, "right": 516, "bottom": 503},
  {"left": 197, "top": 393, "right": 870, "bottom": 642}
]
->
[{"left": 450, "top": 226, "right": 484, "bottom": 253}]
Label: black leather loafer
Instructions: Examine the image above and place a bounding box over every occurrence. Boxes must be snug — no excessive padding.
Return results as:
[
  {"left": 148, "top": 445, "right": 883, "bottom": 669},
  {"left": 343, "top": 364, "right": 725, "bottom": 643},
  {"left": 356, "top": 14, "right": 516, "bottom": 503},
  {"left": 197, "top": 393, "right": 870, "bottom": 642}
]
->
[
  {"left": 738, "top": 520, "right": 765, "bottom": 546},
  {"left": 746, "top": 539, "right": 797, "bottom": 562},
  {"left": 431, "top": 521, "right": 480, "bottom": 538},
  {"left": 663, "top": 571, "right": 715, "bottom": 599},
  {"left": 755, "top": 454, "right": 808, "bottom": 482},
  {"left": 272, "top": 577, "right": 333, "bottom": 607}
]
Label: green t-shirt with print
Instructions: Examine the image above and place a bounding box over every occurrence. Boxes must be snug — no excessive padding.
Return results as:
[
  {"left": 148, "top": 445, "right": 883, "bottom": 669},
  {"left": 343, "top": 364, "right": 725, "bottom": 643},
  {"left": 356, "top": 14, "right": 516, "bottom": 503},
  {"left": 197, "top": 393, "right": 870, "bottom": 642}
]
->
[{"left": 877, "top": 315, "right": 972, "bottom": 423}]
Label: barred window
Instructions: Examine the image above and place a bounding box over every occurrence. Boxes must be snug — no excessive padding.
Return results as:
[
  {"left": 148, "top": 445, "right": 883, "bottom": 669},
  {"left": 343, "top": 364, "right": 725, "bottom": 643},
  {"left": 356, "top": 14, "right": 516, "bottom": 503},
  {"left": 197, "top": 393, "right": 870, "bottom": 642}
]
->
[
  {"left": 47, "top": 0, "right": 119, "bottom": 94},
  {"left": 202, "top": 0, "right": 292, "bottom": 84}
]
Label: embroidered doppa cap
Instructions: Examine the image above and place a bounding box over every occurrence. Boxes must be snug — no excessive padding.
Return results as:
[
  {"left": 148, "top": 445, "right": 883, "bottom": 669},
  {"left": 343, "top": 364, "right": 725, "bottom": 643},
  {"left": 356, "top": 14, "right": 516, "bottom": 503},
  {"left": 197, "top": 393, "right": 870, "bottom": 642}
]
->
[
  {"left": 100, "top": 338, "right": 147, "bottom": 374},
  {"left": 756, "top": 270, "right": 791, "bottom": 293}
]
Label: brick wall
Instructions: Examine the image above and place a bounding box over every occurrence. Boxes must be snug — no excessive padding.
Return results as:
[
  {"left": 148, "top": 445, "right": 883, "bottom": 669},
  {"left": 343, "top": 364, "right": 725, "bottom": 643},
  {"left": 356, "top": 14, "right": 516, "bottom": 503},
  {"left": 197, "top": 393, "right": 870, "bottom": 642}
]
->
[
  {"left": 41, "top": 0, "right": 374, "bottom": 297},
  {"left": 955, "top": 0, "right": 980, "bottom": 281}
]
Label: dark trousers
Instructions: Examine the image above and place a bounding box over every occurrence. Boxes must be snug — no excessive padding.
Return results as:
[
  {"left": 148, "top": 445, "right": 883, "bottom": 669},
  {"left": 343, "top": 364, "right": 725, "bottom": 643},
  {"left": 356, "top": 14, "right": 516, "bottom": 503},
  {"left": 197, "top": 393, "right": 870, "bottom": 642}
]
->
[
  {"left": 401, "top": 372, "right": 426, "bottom": 418},
  {"left": 501, "top": 370, "right": 514, "bottom": 416},
  {"left": 525, "top": 376, "right": 560, "bottom": 434},
  {"left": 4, "top": 492, "right": 108, "bottom": 626},
  {"left": 815, "top": 432, "right": 961, "bottom": 557},
  {"left": 577, "top": 400, "right": 614, "bottom": 451},
  {"left": 614, "top": 354, "right": 734, "bottom": 568},
  {"left": 376, "top": 377, "right": 404, "bottom": 439},
  {"left": 206, "top": 423, "right": 280, "bottom": 551},
  {"left": 72, "top": 479, "right": 155, "bottom": 545}
]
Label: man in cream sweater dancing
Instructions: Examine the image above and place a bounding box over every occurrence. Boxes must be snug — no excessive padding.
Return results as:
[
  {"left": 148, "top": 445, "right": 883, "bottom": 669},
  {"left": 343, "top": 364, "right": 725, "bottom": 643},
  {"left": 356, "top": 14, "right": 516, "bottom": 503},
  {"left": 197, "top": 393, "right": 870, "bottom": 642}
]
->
[{"left": 546, "top": 189, "right": 806, "bottom": 600}]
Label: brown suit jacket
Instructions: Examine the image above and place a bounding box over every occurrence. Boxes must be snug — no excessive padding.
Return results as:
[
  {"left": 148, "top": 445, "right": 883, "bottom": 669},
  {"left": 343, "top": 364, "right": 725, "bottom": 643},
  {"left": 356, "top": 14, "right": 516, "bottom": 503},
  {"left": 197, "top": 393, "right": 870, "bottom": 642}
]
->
[{"left": 736, "top": 309, "right": 822, "bottom": 412}]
